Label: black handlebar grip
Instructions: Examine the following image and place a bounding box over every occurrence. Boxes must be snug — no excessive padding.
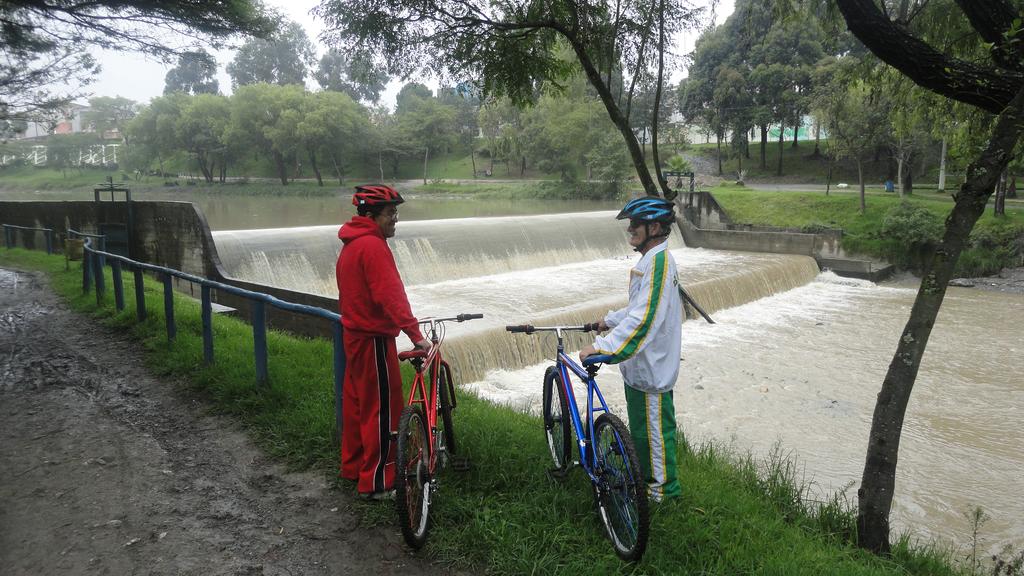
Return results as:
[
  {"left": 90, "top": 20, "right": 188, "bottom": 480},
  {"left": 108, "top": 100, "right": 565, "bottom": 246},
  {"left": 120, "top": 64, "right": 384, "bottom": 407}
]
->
[
  {"left": 505, "top": 324, "right": 533, "bottom": 333},
  {"left": 582, "top": 322, "right": 599, "bottom": 332},
  {"left": 458, "top": 313, "right": 484, "bottom": 321}
]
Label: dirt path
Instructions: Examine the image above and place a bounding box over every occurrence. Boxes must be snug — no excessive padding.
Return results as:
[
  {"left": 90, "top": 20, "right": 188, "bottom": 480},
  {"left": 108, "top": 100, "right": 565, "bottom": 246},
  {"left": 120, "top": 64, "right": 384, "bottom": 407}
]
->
[{"left": 0, "top": 268, "right": 453, "bottom": 575}]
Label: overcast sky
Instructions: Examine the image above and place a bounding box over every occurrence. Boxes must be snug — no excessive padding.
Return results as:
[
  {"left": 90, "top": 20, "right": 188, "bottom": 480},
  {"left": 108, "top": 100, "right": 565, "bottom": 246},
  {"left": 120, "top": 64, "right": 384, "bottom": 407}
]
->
[{"left": 85, "top": 0, "right": 734, "bottom": 110}]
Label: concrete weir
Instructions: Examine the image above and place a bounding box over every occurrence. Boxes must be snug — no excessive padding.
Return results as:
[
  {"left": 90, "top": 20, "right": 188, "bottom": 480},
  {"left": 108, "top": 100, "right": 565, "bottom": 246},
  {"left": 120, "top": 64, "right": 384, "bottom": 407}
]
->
[
  {"left": 673, "top": 191, "right": 894, "bottom": 281},
  {"left": 2, "top": 194, "right": 887, "bottom": 347}
]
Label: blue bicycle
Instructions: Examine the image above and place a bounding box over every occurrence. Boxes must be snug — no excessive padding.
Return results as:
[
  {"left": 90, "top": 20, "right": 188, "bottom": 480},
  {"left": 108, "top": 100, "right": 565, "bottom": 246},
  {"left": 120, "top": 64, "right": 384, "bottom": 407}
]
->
[{"left": 505, "top": 323, "right": 649, "bottom": 561}]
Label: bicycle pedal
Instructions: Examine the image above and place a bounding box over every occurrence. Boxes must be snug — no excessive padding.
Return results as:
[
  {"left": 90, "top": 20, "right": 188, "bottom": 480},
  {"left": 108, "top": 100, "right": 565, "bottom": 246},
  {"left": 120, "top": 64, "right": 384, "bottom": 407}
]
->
[
  {"left": 547, "top": 467, "right": 569, "bottom": 480},
  {"left": 450, "top": 456, "right": 472, "bottom": 472}
]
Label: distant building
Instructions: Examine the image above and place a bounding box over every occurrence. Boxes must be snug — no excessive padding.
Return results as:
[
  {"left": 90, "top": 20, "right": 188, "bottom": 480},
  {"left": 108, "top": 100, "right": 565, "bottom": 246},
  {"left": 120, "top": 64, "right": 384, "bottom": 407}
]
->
[{"left": 16, "top": 103, "right": 120, "bottom": 141}]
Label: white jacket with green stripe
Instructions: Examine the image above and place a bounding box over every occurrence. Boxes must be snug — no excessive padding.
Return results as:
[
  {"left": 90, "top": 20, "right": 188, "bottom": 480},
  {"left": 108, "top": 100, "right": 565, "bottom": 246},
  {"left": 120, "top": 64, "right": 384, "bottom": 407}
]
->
[{"left": 593, "top": 241, "right": 682, "bottom": 394}]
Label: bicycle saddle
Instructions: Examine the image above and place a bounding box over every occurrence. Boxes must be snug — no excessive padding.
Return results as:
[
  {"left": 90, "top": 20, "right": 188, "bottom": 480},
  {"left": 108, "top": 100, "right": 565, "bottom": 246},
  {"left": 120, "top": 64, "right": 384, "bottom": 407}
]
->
[
  {"left": 582, "top": 354, "right": 614, "bottom": 366},
  {"left": 398, "top": 349, "right": 428, "bottom": 361}
]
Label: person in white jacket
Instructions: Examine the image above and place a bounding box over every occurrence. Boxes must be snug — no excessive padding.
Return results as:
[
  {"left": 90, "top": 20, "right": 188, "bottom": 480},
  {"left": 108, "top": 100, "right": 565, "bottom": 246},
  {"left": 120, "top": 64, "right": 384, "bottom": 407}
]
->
[{"left": 579, "top": 196, "right": 683, "bottom": 502}]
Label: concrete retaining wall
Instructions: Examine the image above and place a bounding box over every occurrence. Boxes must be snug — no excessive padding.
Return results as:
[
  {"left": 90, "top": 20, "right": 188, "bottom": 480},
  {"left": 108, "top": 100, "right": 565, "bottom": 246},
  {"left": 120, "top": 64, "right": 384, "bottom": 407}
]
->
[
  {"left": 675, "top": 191, "right": 893, "bottom": 281},
  {"left": 0, "top": 200, "right": 340, "bottom": 338}
]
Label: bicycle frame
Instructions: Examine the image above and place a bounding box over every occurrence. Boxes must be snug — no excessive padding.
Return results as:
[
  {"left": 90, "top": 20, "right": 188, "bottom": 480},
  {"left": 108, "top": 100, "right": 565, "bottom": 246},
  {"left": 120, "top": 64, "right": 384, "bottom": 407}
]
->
[
  {"left": 402, "top": 314, "right": 481, "bottom": 470},
  {"left": 404, "top": 320, "right": 450, "bottom": 471},
  {"left": 553, "top": 338, "right": 613, "bottom": 481}
]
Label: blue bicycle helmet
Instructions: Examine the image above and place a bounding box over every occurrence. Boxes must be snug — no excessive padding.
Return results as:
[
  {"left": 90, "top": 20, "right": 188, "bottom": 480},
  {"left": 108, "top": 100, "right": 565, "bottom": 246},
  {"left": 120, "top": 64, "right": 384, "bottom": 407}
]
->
[{"left": 616, "top": 196, "right": 675, "bottom": 223}]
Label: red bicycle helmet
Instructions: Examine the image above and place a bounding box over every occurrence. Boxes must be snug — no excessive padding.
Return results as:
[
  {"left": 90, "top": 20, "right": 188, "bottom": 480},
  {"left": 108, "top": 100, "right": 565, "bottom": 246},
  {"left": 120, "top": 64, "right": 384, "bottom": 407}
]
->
[{"left": 352, "top": 184, "right": 405, "bottom": 207}]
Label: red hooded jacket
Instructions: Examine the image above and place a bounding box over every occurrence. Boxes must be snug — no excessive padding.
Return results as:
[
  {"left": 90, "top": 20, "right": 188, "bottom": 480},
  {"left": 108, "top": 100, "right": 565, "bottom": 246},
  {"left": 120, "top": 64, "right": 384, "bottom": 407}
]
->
[{"left": 336, "top": 216, "right": 424, "bottom": 343}]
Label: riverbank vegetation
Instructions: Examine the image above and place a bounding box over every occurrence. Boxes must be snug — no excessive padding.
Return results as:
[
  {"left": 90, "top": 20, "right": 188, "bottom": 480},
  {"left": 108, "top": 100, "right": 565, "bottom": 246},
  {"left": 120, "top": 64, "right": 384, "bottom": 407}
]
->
[
  {"left": 0, "top": 246, "right": 977, "bottom": 575},
  {"left": 711, "top": 185, "right": 1024, "bottom": 277}
]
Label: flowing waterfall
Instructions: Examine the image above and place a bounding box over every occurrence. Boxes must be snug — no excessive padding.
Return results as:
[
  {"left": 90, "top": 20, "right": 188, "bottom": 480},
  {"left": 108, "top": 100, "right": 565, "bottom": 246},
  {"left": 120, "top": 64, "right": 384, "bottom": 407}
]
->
[
  {"left": 212, "top": 211, "right": 680, "bottom": 293},
  {"left": 211, "top": 213, "right": 821, "bottom": 384},
  {"left": 437, "top": 252, "right": 821, "bottom": 384}
]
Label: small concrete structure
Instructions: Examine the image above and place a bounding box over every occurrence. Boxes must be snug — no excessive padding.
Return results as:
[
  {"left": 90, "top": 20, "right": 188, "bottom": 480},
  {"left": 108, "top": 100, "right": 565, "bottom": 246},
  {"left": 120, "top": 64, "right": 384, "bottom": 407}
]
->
[{"left": 674, "top": 191, "right": 894, "bottom": 282}]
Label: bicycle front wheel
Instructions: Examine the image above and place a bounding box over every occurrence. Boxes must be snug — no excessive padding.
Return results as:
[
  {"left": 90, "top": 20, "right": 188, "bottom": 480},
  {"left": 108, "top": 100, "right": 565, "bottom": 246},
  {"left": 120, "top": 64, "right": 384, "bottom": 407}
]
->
[
  {"left": 594, "top": 413, "right": 649, "bottom": 562},
  {"left": 395, "top": 405, "right": 431, "bottom": 549},
  {"left": 542, "top": 366, "right": 572, "bottom": 476}
]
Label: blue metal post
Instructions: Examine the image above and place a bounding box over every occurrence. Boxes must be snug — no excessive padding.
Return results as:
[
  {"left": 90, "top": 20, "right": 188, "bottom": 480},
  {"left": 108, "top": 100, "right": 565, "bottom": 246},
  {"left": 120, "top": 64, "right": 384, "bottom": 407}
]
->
[
  {"left": 112, "top": 260, "right": 124, "bottom": 311},
  {"left": 134, "top": 267, "right": 146, "bottom": 321},
  {"left": 253, "top": 301, "right": 268, "bottom": 386},
  {"left": 3, "top": 226, "right": 10, "bottom": 249},
  {"left": 163, "top": 273, "right": 176, "bottom": 341},
  {"left": 45, "top": 230, "right": 53, "bottom": 255},
  {"left": 98, "top": 236, "right": 106, "bottom": 270},
  {"left": 82, "top": 249, "right": 92, "bottom": 294},
  {"left": 93, "top": 248, "right": 105, "bottom": 306},
  {"left": 201, "top": 285, "right": 214, "bottom": 365},
  {"left": 333, "top": 322, "right": 346, "bottom": 446}
]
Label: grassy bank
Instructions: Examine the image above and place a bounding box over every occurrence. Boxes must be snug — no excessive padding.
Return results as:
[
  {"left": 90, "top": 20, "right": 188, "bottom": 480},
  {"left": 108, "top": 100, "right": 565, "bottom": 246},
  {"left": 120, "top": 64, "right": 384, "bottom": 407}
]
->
[
  {"left": 0, "top": 246, "right": 968, "bottom": 575},
  {"left": 711, "top": 184, "right": 1024, "bottom": 276}
]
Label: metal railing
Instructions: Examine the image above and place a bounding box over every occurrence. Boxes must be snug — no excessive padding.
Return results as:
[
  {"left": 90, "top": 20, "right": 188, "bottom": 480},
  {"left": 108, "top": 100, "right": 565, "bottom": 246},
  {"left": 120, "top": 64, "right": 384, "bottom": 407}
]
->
[
  {"left": 73, "top": 232, "right": 347, "bottom": 442},
  {"left": 3, "top": 224, "right": 54, "bottom": 254}
]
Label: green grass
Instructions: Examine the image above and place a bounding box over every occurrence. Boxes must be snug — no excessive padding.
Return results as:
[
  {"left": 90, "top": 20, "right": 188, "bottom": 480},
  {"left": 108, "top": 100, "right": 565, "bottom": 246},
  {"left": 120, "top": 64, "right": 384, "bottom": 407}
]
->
[
  {"left": 710, "top": 184, "right": 1024, "bottom": 276},
  {"left": 0, "top": 246, "right": 970, "bottom": 576}
]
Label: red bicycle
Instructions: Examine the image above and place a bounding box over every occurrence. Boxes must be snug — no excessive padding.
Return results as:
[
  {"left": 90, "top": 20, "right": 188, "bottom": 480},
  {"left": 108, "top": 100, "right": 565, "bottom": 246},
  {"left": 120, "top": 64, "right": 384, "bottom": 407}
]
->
[{"left": 394, "top": 313, "right": 482, "bottom": 548}]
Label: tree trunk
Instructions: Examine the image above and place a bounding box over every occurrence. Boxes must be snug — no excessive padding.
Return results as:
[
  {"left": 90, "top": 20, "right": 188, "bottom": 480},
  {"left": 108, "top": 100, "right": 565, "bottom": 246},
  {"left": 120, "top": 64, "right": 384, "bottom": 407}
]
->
[
  {"left": 791, "top": 123, "right": 799, "bottom": 148},
  {"left": 471, "top": 148, "right": 477, "bottom": 179},
  {"left": 856, "top": 86, "right": 1024, "bottom": 555},
  {"left": 716, "top": 133, "right": 723, "bottom": 175},
  {"left": 566, "top": 34, "right": 660, "bottom": 196},
  {"left": 1009, "top": 175, "right": 1018, "bottom": 198},
  {"left": 813, "top": 122, "right": 822, "bottom": 158},
  {"left": 897, "top": 157, "right": 904, "bottom": 196},
  {"left": 309, "top": 148, "right": 323, "bottom": 187},
  {"left": 273, "top": 151, "right": 288, "bottom": 185},
  {"left": 423, "top": 147, "right": 429, "bottom": 185},
  {"left": 995, "top": 168, "right": 1008, "bottom": 216},
  {"left": 650, "top": 0, "right": 673, "bottom": 198},
  {"left": 330, "top": 151, "right": 345, "bottom": 185},
  {"left": 826, "top": 157, "right": 832, "bottom": 196},
  {"left": 857, "top": 160, "right": 866, "bottom": 214},
  {"left": 777, "top": 128, "right": 784, "bottom": 176},
  {"left": 520, "top": 156, "right": 526, "bottom": 177},
  {"left": 377, "top": 151, "right": 384, "bottom": 181},
  {"left": 905, "top": 160, "right": 914, "bottom": 195},
  {"left": 937, "top": 137, "right": 948, "bottom": 192},
  {"left": 760, "top": 124, "right": 768, "bottom": 169}
]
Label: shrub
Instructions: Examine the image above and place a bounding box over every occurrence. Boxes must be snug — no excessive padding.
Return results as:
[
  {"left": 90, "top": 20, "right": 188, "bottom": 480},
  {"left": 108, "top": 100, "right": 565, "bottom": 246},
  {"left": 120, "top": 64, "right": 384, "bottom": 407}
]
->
[{"left": 880, "top": 202, "right": 944, "bottom": 247}]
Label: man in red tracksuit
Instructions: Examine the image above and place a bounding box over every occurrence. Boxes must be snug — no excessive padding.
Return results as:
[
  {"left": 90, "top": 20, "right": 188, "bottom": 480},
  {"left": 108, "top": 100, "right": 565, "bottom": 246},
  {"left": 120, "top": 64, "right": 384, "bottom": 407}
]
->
[{"left": 336, "top": 184, "right": 430, "bottom": 499}]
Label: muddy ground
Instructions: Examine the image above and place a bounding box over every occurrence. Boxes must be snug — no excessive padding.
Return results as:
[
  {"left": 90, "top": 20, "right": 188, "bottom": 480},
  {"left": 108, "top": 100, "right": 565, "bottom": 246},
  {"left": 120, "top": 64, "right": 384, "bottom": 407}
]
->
[{"left": 0, "top": 268, "right": 459, "bottom": 576}]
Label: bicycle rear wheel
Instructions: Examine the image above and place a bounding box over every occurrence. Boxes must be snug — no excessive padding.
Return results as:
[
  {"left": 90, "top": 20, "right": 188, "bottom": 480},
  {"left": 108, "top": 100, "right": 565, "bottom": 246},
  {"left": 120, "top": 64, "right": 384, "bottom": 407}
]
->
[
  {"left": 542, "top": 366, "right": 572, "bottom": 476},
  {"left": 437, "top": 361, "right": 456, "bottom": 455},
  {"left": 593, "top": 413, "right": 649, "bottom": 562},
  {"left": 395, "top": 405, "right": 431, "bottom": 549}
]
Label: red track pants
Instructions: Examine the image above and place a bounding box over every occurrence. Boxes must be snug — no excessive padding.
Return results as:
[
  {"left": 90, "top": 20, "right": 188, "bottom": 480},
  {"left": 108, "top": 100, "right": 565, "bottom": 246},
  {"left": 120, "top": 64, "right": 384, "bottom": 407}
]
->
[{"left": 340, "top": 333, "right": 404, "bottom": 494}]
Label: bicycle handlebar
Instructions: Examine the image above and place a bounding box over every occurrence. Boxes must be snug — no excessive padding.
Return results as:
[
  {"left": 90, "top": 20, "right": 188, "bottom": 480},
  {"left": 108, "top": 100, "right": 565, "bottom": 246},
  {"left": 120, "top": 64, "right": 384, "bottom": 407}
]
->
[
  {"left": 505, "top": 323, "right": 601, "bottom": 334},
  {"left": 422, "top": 313, "right": 484, "bottom": 325}
]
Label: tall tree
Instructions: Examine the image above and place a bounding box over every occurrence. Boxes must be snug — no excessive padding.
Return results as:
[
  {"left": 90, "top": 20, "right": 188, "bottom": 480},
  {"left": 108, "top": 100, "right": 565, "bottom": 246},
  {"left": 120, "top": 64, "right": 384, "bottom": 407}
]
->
[
  {"left": 124, "top": 93, "right": 188, "bottom": 176},
  {"left": 815, "top": 0, "right": 1024, "bottom": 554},
  {"left": 314, "top": 48, "right": 388, "bottom": 103},
  {"left": 225, "top": 83, "right": 306, "bottom": 184},
  {"left": 315, "top": 0, "right": 703, "bottom": 199},
  {"left": 164, "top": 50, "right": 220, "bottom": 95},
  {"left": 177, "top": 94, "right": 231, "bottom": 182},
  {"left": 1, "top": 0, "right": 273, "bottom": 118},
  {"left": 227, "top": 21, "right": 315, "bottom": 88},
  {"left": 83, "top": 96, "right": 138, "bottom": 143}
]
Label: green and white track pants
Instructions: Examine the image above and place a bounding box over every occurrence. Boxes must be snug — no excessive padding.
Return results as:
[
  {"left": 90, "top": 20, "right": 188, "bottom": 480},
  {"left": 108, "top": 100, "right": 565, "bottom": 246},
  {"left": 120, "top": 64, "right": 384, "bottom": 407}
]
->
[{"left": 624, "top": 384, "right": 681, "bottom": 502}]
